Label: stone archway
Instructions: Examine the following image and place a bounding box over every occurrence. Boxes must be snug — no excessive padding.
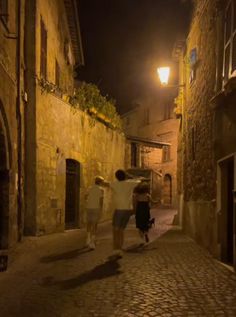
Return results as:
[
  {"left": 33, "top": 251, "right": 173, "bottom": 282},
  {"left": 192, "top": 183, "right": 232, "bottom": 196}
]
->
[
  {"left": 163, "top": 174, "right": 172, "bottom": 205},
  {"left": 0, "top": 103, "right": 11, "bottom": 251}
]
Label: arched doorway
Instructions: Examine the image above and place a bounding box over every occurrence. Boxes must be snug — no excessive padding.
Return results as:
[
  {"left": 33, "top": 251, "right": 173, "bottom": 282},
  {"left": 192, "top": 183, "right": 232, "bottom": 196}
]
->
[
  {"left": 65, "top": 159, "right": 80, "bottom": 229},
  {"left": 163, "top": 174, "right": 172, "bottom": 205},
  {"left": 0, "top": 120, "right": 9, "bottom": 250}
]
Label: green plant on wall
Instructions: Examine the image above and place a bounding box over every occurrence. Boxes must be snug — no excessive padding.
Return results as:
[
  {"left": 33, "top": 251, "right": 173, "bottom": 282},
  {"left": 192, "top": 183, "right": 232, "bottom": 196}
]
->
[
  {"left": 37, "top": 77, "right": 123, "bottom": 131},
  {"left": 70, "top": 82, "right": 123, "bottom": 130},
  {"left": 36, "top": 76, "right": 60, "bottom": 94}
]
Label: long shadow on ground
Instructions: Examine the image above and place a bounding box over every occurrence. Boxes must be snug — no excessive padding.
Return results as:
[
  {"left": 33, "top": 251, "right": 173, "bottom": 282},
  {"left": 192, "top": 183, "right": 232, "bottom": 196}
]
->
[
  {"left": 40, "top": 247, "right": 92, "bottom": 263},
  {"left": 43, "top": 258, "right": 122, "bottom": 290},
  {"left": 124, "top": 243, "right": 158, "bottom": 253}
]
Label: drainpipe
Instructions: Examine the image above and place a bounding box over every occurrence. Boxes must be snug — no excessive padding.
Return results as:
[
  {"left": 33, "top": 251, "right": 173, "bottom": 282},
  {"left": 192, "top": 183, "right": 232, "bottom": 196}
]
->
[{"left": 16, "top": 0, "right": 23, "bottom": 241}]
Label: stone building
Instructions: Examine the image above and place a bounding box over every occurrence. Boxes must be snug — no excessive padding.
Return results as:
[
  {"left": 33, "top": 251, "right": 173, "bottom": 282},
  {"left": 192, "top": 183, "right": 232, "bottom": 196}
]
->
[
  {"left": 122, "top": 93, "right": 179, "bottom": 207},
  {"left": 0, "top": 0, "right": 126, "bottom": 256},
  {"left": 24, "top": 0, "right": 125, "bottom": 236},
  {"left": 0, "top": 0, "right": 25, "bottom": 251},
  {"left": 175, "top": 0, "right": 236, "bottom": 269}
]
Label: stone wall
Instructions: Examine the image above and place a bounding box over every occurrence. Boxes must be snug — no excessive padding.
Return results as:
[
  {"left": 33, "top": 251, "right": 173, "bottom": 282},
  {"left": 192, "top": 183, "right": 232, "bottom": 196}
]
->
[
  {"left": 180, "top": 0, "right": 218, "bottom": 253},
  {"left": 23, "top": 0, "right": 126, "bottom": 235},
  {"left": 0, "top": 0, "right": 21, "bottom": 248},
  {"left": 35, "top": 89, "right": 125, "bottom": 234},
  {"left": 184, "top": 200, "right": 217, "bottom": 255},
  {"left": 183, "top": 0, "right": 217, "bottom": 201}
]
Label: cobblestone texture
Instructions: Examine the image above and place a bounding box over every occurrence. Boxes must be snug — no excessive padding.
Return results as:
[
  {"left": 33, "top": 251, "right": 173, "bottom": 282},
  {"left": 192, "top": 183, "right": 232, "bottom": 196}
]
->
[{"left": 0, "top": 209, "right": 235, "bottom": 317}]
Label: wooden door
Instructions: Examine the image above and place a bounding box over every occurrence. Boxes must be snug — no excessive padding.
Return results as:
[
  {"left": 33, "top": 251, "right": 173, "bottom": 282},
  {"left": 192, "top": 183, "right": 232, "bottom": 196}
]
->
[
  {"left": 65, "top": 159, "right": 80, "bottom": 229},
  {"left": 163, "top": 174, "right": 172, "bottom": 205}
]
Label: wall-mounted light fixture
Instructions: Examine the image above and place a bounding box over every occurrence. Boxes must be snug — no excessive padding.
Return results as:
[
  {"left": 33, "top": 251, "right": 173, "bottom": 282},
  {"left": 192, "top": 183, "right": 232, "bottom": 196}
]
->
[
  {"left": 157, "top": 66, "right": 185, "bottom": 88},
  {"left": 157, "top": 67, "right": 170, "bottom": 85}
]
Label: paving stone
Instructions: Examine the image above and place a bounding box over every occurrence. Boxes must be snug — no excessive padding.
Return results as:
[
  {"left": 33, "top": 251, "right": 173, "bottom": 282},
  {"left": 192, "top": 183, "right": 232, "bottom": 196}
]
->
[{"left": 0, "top": 209, "right": 235, "bottom": 316}]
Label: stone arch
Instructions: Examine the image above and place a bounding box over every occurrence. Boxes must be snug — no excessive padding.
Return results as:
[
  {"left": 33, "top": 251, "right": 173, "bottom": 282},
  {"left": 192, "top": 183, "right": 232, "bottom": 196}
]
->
[
  {"left": 0, "top": 100, "right": 11, "bottom": 249},
  {"left": 163, "top": 174, "right": 172, "bottom": 205},
  {"left": 0, "top": 101, "right": 11, "bottom": 169}
]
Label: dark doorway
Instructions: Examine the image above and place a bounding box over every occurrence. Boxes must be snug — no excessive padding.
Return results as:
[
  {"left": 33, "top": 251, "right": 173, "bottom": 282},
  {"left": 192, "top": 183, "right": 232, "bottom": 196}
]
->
[
  {"left": 220, "top": 157, "right": 234, "bottom": 265},
  {"left": 0, "top": 124, "right": 9, "bottom": 249},
  {"left": 131, "top": 142, "right": 137, "bottom": 167},
  {"left": 65, "top": 159, "right": 80, "bottom": 229},
  {"left": 163, "top": 174, "right": 172, "bottom": 205}
]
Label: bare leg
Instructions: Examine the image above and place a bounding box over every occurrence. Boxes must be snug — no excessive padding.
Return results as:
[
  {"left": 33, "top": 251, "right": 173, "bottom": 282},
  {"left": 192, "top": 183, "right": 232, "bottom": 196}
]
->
[
  {"left": 86, "top": 222, "right": 92, "bottom": 246},
  {"left": 113, "top": 227, "right": 120, "bottom": 250},
  {"left": 144, "top": 231, "right": 149, "bottom": 243},
  {"left": 118, "top": 228, "right": 124, "bottom": 250}
]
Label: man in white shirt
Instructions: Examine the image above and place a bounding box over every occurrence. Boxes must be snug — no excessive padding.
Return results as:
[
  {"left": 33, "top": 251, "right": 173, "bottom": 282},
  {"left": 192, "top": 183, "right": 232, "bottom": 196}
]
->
[
  {"left": 86, "top": 176, "right": 105, "bottom": 249},
  {"left": 110, "top": 169, "right": 141, "bottom": 258}
]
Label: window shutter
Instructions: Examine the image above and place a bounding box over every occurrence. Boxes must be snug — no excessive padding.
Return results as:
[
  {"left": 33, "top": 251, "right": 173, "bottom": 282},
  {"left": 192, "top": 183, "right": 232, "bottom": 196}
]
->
[
  {"left": 232, "top": 33, "right": 236, "bottom": 72},
  {"left": 224, "top": 44, "right": 230, "bottom": 81},
  {"left": 0, "top": 0, "right": 8, "bottom": 23},
  {"left": 40, "top": 19, "right": 47, "bottom": 79},
  {"left": 226, "top": 3, "right": 232, "bottom": 43},
  {"left": 55, "top": 60, "right": 60, "bottom": 87},
  {"left": 234, "top": 0, "right": 236, "bottom": 30}
]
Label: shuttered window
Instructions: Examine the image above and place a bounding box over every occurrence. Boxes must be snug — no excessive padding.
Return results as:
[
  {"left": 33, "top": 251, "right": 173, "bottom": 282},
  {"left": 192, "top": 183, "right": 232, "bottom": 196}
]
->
[
  {"left": 55, "top": 59, "right": 60, "bottom": 87},
  {"left": 162, "top": 145, "right": 171, "bottom": 163},
  {"left": 224, "top": 44, "right": 230, "bottom": 82},
  {"left": 40, "top": 18, "right": 47, "bottom": 79},
  {"left": 0, "top": 0, "right": 8, "bottom": 25},
  {"left": 232, "top": 34, "right": 236, "bottom": 72},
  {"left": 223, "top": 0, "right": 236, "bottom": 83}
]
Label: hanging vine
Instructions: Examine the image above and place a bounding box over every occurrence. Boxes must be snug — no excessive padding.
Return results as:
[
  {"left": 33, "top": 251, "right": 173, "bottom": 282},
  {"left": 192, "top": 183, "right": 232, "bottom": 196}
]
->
[
  {"left": 37, "top": 77, "right": 123, "bottom": 131},
  {"left": 70, "top": 82, "right": 123, "bottom": 131}
]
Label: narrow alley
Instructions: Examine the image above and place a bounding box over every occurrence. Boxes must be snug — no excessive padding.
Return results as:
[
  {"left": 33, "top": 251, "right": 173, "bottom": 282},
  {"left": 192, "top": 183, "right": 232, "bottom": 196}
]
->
[{"left": 0, "top": 209, "right": 235, "bottom": 317}]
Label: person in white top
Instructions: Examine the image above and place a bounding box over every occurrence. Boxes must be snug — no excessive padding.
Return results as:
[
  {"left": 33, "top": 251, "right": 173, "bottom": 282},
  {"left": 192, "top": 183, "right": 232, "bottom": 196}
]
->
[
  {"left": 110, "top": 169, "right": 141, "bottom": 258},
  {"left": 85, "top": 176, "right": 105, "bottom": 250}
]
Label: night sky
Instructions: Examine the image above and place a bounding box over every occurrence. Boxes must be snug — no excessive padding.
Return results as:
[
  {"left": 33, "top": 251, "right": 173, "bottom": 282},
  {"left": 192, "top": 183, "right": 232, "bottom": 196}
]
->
[{"left": 77, "top": 0, "right": 192, "bottom": 113}]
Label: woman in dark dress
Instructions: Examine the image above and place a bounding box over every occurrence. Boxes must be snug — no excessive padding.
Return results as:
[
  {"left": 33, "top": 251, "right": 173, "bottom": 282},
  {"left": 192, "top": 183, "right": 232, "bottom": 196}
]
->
[{"left": 134, "top": 182, "right": 157, "bottom": 243}]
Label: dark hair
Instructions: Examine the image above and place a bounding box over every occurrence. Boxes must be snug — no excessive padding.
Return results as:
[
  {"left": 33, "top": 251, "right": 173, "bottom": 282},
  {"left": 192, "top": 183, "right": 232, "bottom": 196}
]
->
[
  {"left": 135, "top": 182, "right": 150, "bottom": 194},
  {"left": 115, "top": 169, "right": 126, "bottom": 181}
]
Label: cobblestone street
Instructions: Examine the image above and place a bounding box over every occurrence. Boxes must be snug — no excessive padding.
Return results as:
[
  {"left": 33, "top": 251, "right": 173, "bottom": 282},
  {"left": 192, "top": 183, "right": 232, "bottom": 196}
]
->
[{"left": 0, "top": 209, "right": 236, "bottom": 317}]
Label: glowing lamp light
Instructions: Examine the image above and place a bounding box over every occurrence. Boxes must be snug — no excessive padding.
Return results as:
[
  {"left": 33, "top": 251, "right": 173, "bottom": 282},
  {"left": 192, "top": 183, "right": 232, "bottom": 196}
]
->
[{"left": 157, "top": 67, "right": 170, "bottom": 85}]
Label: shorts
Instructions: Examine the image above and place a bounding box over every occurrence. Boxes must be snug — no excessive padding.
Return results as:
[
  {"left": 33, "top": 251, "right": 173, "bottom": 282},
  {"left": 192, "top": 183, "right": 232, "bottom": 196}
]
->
[
  {"left": 86, "top": 208, "right": 100, "bottom": 224},
  {"left": 112, "top": 209, "right": 132, "bottom": 229}
]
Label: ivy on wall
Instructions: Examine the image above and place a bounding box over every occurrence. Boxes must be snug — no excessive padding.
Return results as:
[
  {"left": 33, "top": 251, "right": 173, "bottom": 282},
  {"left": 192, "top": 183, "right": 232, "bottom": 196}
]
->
[
  {"left": 37, "top": 77, "right": 123, "bottom": 131},
  {"left": 70, "top": 82, "right": 123, "bottom": 130}
]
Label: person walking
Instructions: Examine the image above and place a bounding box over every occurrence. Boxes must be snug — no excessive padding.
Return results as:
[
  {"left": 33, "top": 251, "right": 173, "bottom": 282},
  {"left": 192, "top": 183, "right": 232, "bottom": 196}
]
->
[
  {"left": 109, "top": 169, "right": 141, "bottom": 258},
  {"left": 134, "top": 182, "right": 158, "bottom": 244},
  {"left": 85, "top": 176, "right": 106, "bottom": 250}
]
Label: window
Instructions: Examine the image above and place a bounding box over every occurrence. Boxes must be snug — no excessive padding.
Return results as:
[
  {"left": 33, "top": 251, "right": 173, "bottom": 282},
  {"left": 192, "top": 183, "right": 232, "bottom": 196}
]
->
[
  {"left": 0, "top": 0, "right": 8, "bottom": 25},
  {"left": 131, "top": 142, "right": 137, "bottom": 167},
  {"left": 223, "top": 0, "right": 236, "bottom": 83},
  {"left": 162, "top": 145, "right": 171, "bottom": 162},
  {"left": 142, "top": 108, "right": 150, "bottom": 125},
  {"left": 189, "top": 48, "right": 197, "bottom": 84},
  {"left": 126, "top": 116, "right": 130, "bottom": 126},
  {"left": 191, "top": 126, "right": 196, "bottom": 161},
  {"left": 164, "top": 102, "right": 172, "bottom": 120},
  {"left": 55, "top": 59, "right": 60, "bottom": 87},
  {"left": 40, "top": 18, "right": 47, "bottom": 79}
]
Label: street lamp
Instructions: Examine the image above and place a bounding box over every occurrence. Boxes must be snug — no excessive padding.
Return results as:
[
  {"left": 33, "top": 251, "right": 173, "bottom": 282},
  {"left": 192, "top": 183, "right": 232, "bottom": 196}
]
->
[
  {"left": 157, "top": 67, "right": 170, "bottom": 85},
  {"left": 157, "top": 66, "right": 185, "bottom": 88}
]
